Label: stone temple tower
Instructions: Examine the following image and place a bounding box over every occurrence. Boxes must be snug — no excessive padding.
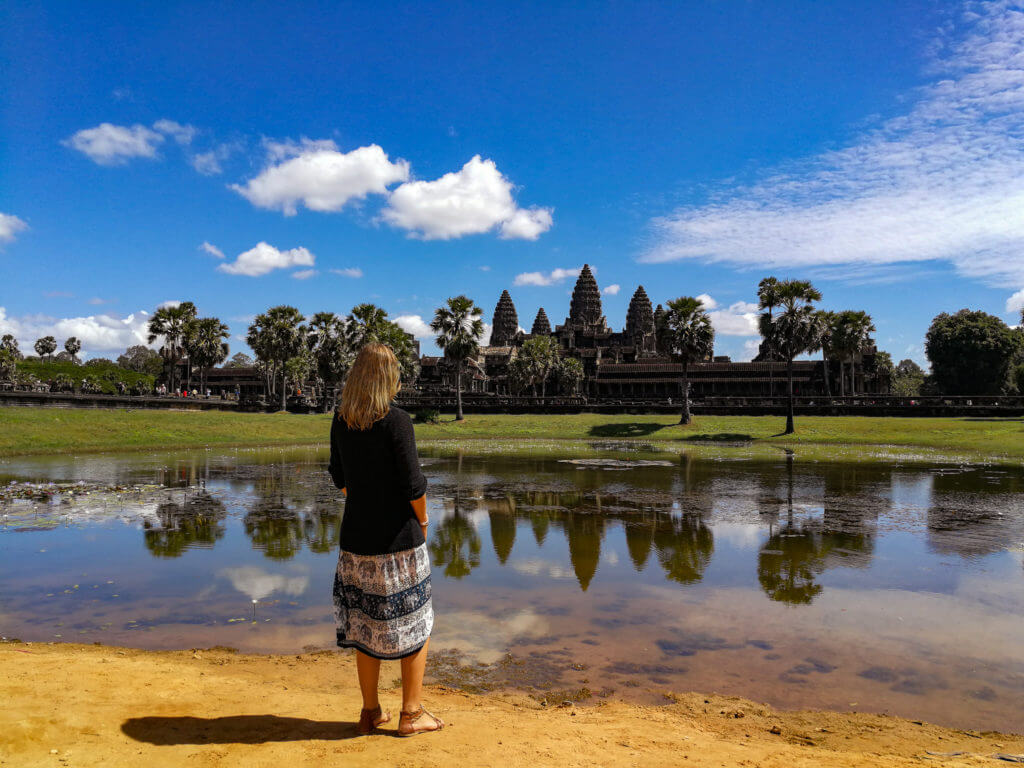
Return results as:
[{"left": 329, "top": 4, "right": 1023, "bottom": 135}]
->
[
  {"left": 625, "top": 285, "right": 657, "bottom": 355},
  {"left": 567, "top": 264, "right": 607, "bottom": 330},
  {"left": 490, "top": 289, "right": 519, "bottom": 346},
  {"left": 531, "top": 307, "right": 551, "bottom": 336}
]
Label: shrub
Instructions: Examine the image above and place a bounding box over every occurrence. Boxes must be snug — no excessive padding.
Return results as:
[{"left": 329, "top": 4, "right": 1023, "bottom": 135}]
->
[{"left": 414, "top": 408, "right": 441, "bottom": 424}]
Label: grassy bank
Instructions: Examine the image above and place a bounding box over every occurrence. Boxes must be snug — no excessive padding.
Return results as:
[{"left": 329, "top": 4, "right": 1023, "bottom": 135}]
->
[{"left": 1, "top": 406, "right": 1022, "bottom": 461}]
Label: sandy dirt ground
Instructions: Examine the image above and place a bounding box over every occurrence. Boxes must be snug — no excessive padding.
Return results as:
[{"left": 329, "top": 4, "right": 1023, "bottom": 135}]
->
[{"left": 1, "top": 642, "right": 1022, "bottom": 768}]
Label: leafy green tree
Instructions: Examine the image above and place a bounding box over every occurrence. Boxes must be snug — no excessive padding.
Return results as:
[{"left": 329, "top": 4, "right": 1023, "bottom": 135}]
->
[
  {"left": 224, "top": 352, "right": 254, "bottom": 368},
  {"left": 663, "top": 296, "right": 715, "bottom": 425},
  {"left": 186, "top": 317, "right": 230, "bottom": 393},
  {"left": 925, "top": 309, "right": 1019, "bottom": 395},
  {"left": 118, "top": 345, "right": 164, "bottom": 376},
  {"left": 553, "top": 356, "right": 584, "bottom": 395},
  {"left": 517, "top": 335, "right": 560, "bottom": 398},
  {"left": 147, "top": 301, "right": 198, "bottom": 394},
  {"left": 892, "top": 358, "right": 925, "bottom": 396},
  {"left": 63, "top": 337, "right": 81, "bottom": 363},
  {"left": 0, "top": 334, "right": 22, "bottom": 360},
  {"left": 0, "top": 347, "right": 18, "bottom": 380},
  {"left": 760, "top": 280, "right": 822, "bottom": 434},
  {"left": 34, "top": 335, "right": 57, "bottom": 360},
  {"left": 507, "top": 354, "right": 533, "bottom": 394},
  {"left": 430, "top": 295, "right": 485, "bottom": 421},
  {"left": 247, "top": 305, "right": 307, "bottom": 411},
  {"left": 284, "top": 350, "right": 314, "bottom": 393}
]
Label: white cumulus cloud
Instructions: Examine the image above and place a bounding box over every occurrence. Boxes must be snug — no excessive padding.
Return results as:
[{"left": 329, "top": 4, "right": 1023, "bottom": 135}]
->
[
  {"left": 641, "top": 2, "right": 1024, "bottom": 305},
  {"left": 603, "top": 284, "right": 621, "bottom": 295},
  {"left": 382, "top": 155, "right": 553, "bottom": 240},
  {"left": 513, "top": 267, "right": 581, "bottom": 287},
  {"left": 63, "top": 122, "right": 165, "bottom": 165},
  {"left": 0, "top": 305, "right": 154, "bottom": 358},
  {"left": 394, "top": 314, "right": 434, "bottom": 339},
  {"left": 707, "top": 299, "right": 760, "bottom": 336},
  {"left": 217, "top": 242, "right": 315, "bottom": 277},
  {"left": 0, "top": 213, "right": 28, "bottom": 245},
  {"left": 231, "top": 140, "right": 409, "bottom": 216}
]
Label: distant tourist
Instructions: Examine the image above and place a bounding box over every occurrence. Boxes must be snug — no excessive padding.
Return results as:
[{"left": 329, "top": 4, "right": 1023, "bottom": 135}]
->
[{"left": 328, "top": 342, "right": 443, "bottom": 737}]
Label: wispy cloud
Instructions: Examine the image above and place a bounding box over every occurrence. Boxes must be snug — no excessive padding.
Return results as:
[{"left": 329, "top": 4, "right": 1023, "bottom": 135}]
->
[
  {"left": 0, "top": 212, "right": 27, "bottom": 245},
  {"left": 642, "top": 1, "right": 1024, "bottom": 308},
  {"left": 514, "top": 267, "right": 581, "bottom": 286},
  {"left": 329, "top": 267, "right": 363, "bottom": 278},
  {"left": 602, "top": 283, "right": 620, "bottom": 295},
  {"left": 199, "top": 241, "right": 225, "bottom": 259}
]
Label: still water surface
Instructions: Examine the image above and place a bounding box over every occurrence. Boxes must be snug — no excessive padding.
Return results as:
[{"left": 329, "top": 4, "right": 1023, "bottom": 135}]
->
[{"left": 1, "top": 444, "right": 1023, "bottom": 732}]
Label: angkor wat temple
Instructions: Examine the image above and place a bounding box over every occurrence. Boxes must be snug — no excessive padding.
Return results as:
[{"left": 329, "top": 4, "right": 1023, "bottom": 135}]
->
[{"left": 418, "top": 264, "right": 887, "bottom": 399}]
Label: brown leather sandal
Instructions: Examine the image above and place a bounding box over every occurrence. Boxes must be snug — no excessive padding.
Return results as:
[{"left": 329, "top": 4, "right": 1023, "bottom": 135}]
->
[
  {"left": 357, "top": 705, "right": 391, "bottom": 735},
  {"left": 398, "top": 705, "right": 444, "bottom": 736}
]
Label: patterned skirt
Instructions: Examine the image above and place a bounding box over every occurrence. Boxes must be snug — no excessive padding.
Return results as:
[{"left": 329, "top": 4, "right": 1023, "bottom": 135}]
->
[{"left": 333, "top": 542, "right": 433, "bottom": 660}]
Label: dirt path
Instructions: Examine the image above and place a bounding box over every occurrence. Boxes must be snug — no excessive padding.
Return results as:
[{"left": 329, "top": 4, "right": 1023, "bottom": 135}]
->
[{"left": 2, "top": 642, "right": 1021, "bottom": 767}]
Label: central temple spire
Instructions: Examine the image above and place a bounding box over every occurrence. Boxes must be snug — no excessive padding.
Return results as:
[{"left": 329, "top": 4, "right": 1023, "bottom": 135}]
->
[
  {"left": 568, "top": 264, "right": 602, "bottom": 326},
  {"left": 490, "top": 289, "right": 518, "bottom": 346}
]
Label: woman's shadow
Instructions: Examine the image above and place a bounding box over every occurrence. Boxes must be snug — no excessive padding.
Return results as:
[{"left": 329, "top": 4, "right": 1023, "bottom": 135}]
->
[{"left": 122, "top": 715, "right": 365, "bottom": 744}]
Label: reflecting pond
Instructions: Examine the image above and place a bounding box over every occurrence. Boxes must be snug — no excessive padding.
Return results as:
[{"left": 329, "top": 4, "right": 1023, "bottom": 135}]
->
[{"left": 1, "top": 444, "right": 1023, "bottom": 733}]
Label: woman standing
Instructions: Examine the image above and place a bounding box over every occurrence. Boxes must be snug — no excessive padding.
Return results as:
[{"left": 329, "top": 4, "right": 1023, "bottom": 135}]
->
[{"left": 328, "top": 342, "right": 444, "bottom": 737}]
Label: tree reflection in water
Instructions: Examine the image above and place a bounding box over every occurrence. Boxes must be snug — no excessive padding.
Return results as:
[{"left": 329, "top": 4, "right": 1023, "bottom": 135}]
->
[
  {"left": 143, "top": 492, "right": 227, "bottom": 558},
  {"left": 653, "top": 513, "right": 714, "bottom": 585},
  {"left": 242, "top": 463, "right": 342, "bottom": 561},
  {"left": 429, "top": 511, "right": 482, "bottom": 578}
]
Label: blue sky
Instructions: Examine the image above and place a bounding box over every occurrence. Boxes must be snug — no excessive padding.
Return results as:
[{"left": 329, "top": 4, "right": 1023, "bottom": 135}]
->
[{"left": 2, "top": 1, "right": 1023, "bottom": 364}]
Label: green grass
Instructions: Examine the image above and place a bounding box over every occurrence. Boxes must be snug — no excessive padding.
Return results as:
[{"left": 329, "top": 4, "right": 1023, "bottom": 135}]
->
[{"left": 1, "top": 407, "right": 1022, "bottom": 463}]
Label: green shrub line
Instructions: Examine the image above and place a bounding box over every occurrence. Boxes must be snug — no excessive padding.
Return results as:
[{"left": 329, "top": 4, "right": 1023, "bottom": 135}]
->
[{"left": 0, "top": 407, "right": 1022, "bottom": 462}]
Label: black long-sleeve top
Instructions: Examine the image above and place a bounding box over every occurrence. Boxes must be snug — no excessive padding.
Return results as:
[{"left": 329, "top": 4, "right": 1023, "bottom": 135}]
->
[{"left": 328, "top": 405, "right": 428, "bottom": 555}]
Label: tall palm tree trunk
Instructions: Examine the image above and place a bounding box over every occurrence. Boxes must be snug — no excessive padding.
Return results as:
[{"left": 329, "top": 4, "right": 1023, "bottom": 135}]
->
[
  {"left": 281, "top": 366, "right": 288, "bottom": 411},
  {"left": 822, "top": 350, "right": 832, "bottom": 399},
  {"left": 784, "top": 356, "right": 795, "bottom": 434},
  {"left": 679, "top": 361, "right": 691, "bottom": 425},
  {"left": 455, "top": 368, "right": 464, "bottom": 421}
]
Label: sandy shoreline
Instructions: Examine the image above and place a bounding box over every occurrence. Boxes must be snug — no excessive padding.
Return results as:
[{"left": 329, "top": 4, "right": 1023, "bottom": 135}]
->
[{"left": 2, "top": 642, "right": 1022, "bottom": 767}]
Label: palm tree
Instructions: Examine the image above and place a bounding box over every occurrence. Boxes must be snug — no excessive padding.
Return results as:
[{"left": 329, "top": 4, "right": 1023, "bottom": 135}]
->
[
  {"left": 307, "top": 312, "right": 352, "bottom": 411},
  {"left": 430, "top": 295, "right": 485, "bottom": 421},
  {"left": 763, "top": 280, "right": 822, "bottom": 434},
  {"left": 147, "top": 302, "right": 197, "bottom": 394},
  {"left": 34, "top": 336, "right": 57, "bottom": 361},
  {"left": 812, "top": 310, "right": 837, "bottom": 399},
  {"left": 663, "top": 297, "right": 715, "bottom": 425},
  {"left": 186, "top": 317, "right": 230, "bottom": 393},
  {"left": 343, "top": 303, "right": 419, "bottom": 380},
  {"left": 833, "top": 310, "right": 876, "bottom": 395},
  {"left": 64, "top": 337, "right": 81, "bottom": 364},
  {"left": 247, "top": 305, "right": 307, "bottom": 411},
  {"left": 757, "top": 277, "right": 782, "bottom": 395}
]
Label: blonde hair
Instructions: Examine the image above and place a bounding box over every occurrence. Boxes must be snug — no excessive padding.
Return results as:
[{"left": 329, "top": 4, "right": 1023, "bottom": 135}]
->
[{"left": 338, "top": 342, "right": 401, "bottom": 430}]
